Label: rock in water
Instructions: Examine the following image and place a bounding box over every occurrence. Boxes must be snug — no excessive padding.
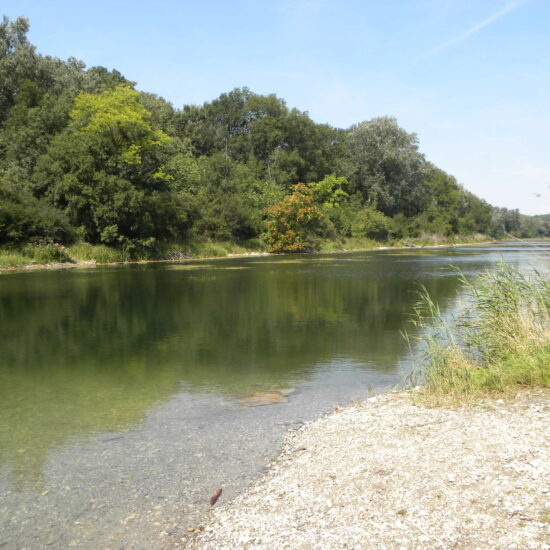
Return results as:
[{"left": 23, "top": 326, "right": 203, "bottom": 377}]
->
[
  {"left": 210, "top": 488, "right": 222, "bottom": 505},
  {"left": 275, "top": 388, "right": 295, "bottom": 396},
  {"left": 238, "top": 391, "right": 289, "bottom": 407}
]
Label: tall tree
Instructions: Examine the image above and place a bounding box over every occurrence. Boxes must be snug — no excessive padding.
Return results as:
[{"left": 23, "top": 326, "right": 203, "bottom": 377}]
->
[
  {"left": 32, "top": 85, "right": 175, "bottom": 246},
  {"left": 346, "top": 116, "right": 426, "bottom": 216}
]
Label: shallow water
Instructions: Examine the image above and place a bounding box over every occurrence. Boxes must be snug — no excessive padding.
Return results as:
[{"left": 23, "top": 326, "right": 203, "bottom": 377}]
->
[{"left": 0, "top": 242, "right": 548, "bottom": 548}]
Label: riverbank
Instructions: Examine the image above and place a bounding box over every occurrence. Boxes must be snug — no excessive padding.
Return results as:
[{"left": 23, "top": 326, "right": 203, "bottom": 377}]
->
[
  {"left": 181, "top": 261, "right": 550, "bottom": 549},
  {"left": 183, "top": 389, "right": 550, "bottom": 550},
  {"left": 0, "top": 235, "right": 494, "bottom": 273}
]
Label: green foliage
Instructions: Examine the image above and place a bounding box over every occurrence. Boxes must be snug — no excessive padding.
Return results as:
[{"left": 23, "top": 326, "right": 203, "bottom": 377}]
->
[
  {"left": 0, "top": 16, "right": 37, "bottom": 124},
  {"left": 175, "top": 87, "right": 342, "bottom": 186},
  {"left": 318, "top": 237, "right": 380, "bottom": 252},
  {"left": 410, "top": 264, "right": 550, "bottom": 403},
  {"left": 532, "top": 215, "right": 550, "bottom": 237},
  {"left": 350, "top": 208, "right": 392, "bottom": 240},
  {"left": 346, "top": 116, "right": 426, "bottom": 216},
  {"left": 0, "top": 242, "right": 71, "bottom": 267},
  {"left": 194, "top": 241, "right": 231, "bottom": 257},
  {"left": 265, "top": 183, "right": 325, "bottom": 252},
  {"left": 32, "top": 84, "right": 175, "bottom": 247},
  {"left": 310, "top": 175, "right": 348, "bottom": 207},
  {"left": 70, "top": 84, "right": 170, "bottom": 165},
  {"left": 490, "top": 207, "right": 539, "bottom": 238},
  {"left": 0, "top": 250, "right": 32, "bottom": 268},
  {"left": 0, "top": 15, "right": 544, "bottom": 257},
  {"left": 67, "top": 242, "right": 123, "bottom": 263},
  {"left": 0, "top": 189, "right": 75, "bottom": 245},
  {"left": 21, "top": 242, "right": 71, "bottom": 263}
]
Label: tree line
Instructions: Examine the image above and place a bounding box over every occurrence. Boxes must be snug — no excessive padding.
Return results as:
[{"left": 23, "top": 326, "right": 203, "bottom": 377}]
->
[{"left": 0, "top": 16, "right": 544, "bottom": 257}]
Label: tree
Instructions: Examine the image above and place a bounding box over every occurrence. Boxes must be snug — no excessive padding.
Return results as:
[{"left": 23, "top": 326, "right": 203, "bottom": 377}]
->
[
  {"left": 346, "top": 116, "right": 426, "bottom": 216},
  {"left": 310, "top": 175, "right": 348, "bottom": 208},
  {"left": 0, "top": 186, "right": 75, "bottom": 245},
  {"left": 0, "top": 16, "right": 36, "bottom": 123},
  {"left": 32, "top": 85, "right": 174, "bottom": 247},
  {"left": 69, "top": 84, "right": 169, "bottom": 164},
  {"left": 0, "top": 14, "right": 535, "bottom": 253}
]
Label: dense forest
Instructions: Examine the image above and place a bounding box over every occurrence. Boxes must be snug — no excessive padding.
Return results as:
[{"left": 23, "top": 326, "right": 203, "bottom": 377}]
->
[{"left": 0, "top": 16, "right": 545, "bottom": 263}]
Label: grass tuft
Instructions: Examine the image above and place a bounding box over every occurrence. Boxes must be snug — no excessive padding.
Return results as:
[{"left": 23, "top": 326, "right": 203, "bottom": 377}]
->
[
  {"left": 0, "top": 250, "right": 33, "bottom": 268},
  {"left": 0, "top": 243, "right": 72, "bottom": 267},
  {"left": 22, "top": 243, "right": 72, "bottom": 264},
  {"left": 68, "top": 243, "right": 123, "bottom": 263},
  {"left": 408, "top": 263, "right": 550, "bottom": 404}
]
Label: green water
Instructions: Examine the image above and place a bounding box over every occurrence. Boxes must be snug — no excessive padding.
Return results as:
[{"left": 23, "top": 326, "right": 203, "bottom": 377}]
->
[{"left": 0, "top": 244, "right": 546, "bottom": 548}]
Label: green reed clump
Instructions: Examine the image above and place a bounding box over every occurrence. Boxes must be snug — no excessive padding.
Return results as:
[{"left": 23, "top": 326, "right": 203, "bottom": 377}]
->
[
  {"left": 409, "top": 263, "right": 550, "bottom": 402},
  {"left": 68, "top": 243, "right": 124, "bottom": 263},
  {"left": 22, "top": 242, "right": 72, "bottom": 264},
  {"left": 0, "top": 250, "right": 32, "bottom": 268},
  {"left": 0, "top": 242, "right": 73, "bottom": 268}
]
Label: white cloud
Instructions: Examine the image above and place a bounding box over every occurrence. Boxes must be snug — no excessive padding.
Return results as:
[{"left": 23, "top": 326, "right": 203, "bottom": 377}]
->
[{"left": 419, "top": 0, "right": 530, "bottom": 60}]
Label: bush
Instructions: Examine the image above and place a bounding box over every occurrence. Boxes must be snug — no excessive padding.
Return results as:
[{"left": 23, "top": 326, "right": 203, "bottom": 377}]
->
[
  {"left": 264, "top": 183, "right": 325, "bottom": 252},
  {"left": 0, "top": 193, "right": 76, "bottom": 246},
  {"left": 350, "top": 208, "right": 392, "bottom": 240}
]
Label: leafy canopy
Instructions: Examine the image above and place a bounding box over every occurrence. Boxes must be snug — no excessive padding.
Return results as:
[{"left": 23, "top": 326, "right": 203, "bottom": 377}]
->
[{"left": 70, "top": 84, "right": 169, "bottom": 164}]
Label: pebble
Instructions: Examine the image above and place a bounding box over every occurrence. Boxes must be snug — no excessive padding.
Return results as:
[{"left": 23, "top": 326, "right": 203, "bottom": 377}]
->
[{"left": 187, "top": 390, "right": 550, "bottom": 550}]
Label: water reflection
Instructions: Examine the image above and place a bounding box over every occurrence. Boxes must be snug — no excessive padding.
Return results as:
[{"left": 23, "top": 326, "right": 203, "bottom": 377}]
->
[{"left": 0, "top": 245, "right": 542, "bottom": 486}]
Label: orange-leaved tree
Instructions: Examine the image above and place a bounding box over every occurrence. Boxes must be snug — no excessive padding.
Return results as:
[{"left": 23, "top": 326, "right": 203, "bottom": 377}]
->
[{"left": 264, "top": 183, "right": 324, "bottom": 252}]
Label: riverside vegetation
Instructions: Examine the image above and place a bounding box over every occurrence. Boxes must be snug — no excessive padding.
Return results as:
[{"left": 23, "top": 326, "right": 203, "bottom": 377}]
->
[
  {"left": 2, "top": 16, "right": 550, "bottom": 268},
  {"left": 409, "top": 262, "right": 550, "bottom": 403},
  {"left": 187, "top": 261, "right": 550, "bottom": 550}
]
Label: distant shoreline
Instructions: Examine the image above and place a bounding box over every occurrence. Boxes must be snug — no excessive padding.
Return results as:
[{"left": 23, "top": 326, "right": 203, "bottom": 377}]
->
[{"left": 0, "top": 239, "right": 500, "bottom": 274}]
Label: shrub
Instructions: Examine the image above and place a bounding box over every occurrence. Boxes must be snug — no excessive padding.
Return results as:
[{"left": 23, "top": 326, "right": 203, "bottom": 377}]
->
[
  {"left": 264, "top": 183, "right": 325, "bottom": 252},
  {"left": 0, "top": 193, "right": 76, "bottom": 246},
  {"left": 350, "top": 208, "right": 392, "bottom": 240}
]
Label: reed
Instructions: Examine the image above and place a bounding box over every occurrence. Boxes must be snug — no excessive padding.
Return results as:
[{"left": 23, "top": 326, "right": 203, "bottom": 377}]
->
[
  {"left": 0, "top": 250, "right": 32, "bottom": 268},
  {"left": 409, "top": 263, "right": 550, "bottom": 403}
]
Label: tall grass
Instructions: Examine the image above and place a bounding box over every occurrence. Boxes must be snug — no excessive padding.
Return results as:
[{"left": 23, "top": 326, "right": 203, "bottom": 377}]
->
[
  {"left": 22, "top": 243, "right": 72, "bottom": 263},
  {"left": 0, "top": 244, "right": 72, "bottom": 268},
  {"left": 409, "top": 263, "right": 550, "bottom": 403},
  {"left": 0, "top": 239, "right": 268, "bottom": 270},
  {"left": 319, "top": 237, "right": 380, "bottom": 252},
  {"left": 68, "top": 243, "right": 124, "bottom": 263},
  {"left": 0, "top": 250, "right": 32, "bottom": 268},
  {"left": 69, "top": 239, "right": 265, "bottom": 263}
]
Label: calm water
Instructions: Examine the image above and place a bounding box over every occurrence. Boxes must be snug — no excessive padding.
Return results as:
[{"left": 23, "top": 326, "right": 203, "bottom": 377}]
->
[{"left": 0, "top": 243, "right": 548, "bottom": 548}]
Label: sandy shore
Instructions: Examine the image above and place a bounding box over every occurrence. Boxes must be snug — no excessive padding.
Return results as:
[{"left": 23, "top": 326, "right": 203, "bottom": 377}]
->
[{"left": 183, "top": 390, "right": 549, "bottom": 550}]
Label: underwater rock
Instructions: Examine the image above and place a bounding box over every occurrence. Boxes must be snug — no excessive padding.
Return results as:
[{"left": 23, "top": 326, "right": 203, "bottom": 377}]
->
[{"left": 238, "top": 389, "right": 294, "bottom": 407}]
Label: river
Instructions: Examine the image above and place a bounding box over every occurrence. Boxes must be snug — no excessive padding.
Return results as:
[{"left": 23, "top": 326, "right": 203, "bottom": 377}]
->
[{"left": 0, "top": 242, "right": 547, "bottom": 548}]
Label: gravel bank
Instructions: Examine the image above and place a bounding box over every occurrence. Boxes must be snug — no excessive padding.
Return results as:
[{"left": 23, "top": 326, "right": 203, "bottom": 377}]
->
[{"left": 185, "top": 390, "right": 549, "bottom": 550}]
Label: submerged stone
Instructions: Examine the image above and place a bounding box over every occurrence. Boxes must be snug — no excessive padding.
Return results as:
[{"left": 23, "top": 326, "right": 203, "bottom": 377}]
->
[
  {"left": 238, "top": 391, "right": 292, "bottom": 407},
  {"left": 275, "top": 388, "right": 295, "bottom": 396}
]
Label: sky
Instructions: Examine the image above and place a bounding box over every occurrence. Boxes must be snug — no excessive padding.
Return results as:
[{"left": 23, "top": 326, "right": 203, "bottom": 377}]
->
[{"left": 4, "top": 0, "right": 550, "bottom": 214}]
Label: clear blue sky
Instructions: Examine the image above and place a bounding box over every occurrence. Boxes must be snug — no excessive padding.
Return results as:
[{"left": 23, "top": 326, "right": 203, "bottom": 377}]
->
[{"left": 5, "top": 0, "right": 550, "bottom": 214}]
